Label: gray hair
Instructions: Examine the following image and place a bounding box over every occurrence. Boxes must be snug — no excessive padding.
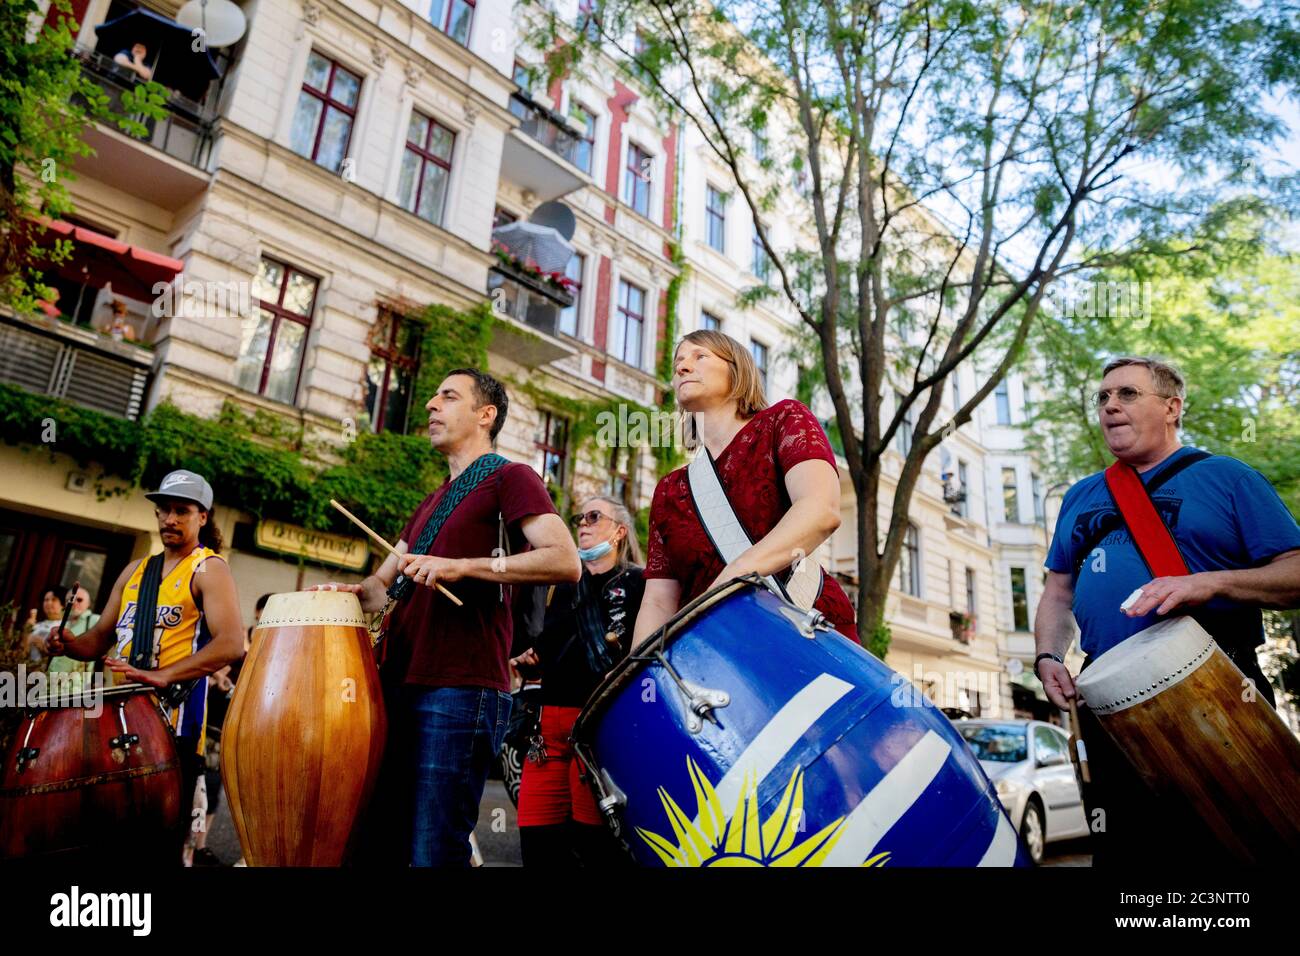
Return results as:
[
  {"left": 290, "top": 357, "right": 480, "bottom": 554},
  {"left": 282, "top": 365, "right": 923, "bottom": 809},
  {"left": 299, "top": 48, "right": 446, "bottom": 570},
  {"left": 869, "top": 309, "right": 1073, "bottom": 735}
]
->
[
  {"left": 581, "top": 495, "right": 643, "bottom": 568},
  {"left": 1102, "top": 355, "right": 1186, "bottom": 428}
]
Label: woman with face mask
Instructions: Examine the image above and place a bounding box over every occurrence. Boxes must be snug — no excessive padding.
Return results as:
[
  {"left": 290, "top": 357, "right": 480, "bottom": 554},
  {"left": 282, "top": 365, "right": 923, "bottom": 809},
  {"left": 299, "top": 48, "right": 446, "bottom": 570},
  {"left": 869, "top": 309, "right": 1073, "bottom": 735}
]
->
[{"left": 509, "top": 495, "right": 645, "bottom": 866}]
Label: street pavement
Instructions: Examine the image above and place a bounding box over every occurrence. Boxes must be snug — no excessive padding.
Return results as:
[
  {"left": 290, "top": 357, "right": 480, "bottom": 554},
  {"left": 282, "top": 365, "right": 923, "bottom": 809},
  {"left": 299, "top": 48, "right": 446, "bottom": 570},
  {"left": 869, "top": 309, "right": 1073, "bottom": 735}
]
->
[
  {"left": 204, "top": 779, "right": 1087, "bottom": 868},
  {"left": 202, "top": 778, "right": 523, "bottom": 867}
]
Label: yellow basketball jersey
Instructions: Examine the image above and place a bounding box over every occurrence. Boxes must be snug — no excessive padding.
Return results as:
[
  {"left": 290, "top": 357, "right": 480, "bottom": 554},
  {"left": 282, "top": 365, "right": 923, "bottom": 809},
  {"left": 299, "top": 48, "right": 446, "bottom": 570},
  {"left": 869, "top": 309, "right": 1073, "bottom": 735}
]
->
[{"left": 113, "top": 546, "right": 224, "bottom": 752}]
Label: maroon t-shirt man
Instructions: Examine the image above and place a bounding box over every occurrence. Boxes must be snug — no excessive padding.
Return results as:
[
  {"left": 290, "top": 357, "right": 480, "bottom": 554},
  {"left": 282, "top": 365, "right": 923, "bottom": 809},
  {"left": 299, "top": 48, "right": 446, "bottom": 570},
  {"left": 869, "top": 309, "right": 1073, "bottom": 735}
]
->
[
  {"left": 387, "top": 461, "right": 558, "bottom": 692},
  {"left": 645, "top": 399, "right": 858, "bottom": 641}
]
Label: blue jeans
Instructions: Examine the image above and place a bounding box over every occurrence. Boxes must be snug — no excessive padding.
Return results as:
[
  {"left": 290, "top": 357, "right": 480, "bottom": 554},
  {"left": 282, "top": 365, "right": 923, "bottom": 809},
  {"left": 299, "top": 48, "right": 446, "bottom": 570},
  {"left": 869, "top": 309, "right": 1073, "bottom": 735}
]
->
[{"left": 404, "top": 685, "right": 511, "bottom": 867}]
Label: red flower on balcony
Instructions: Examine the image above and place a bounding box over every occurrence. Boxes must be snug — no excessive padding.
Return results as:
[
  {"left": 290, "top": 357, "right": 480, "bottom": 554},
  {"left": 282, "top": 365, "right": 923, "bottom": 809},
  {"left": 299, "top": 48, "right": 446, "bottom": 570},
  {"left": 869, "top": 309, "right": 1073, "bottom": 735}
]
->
[{"left": 490, "top": 242, "right": 575, "bottom": 297}]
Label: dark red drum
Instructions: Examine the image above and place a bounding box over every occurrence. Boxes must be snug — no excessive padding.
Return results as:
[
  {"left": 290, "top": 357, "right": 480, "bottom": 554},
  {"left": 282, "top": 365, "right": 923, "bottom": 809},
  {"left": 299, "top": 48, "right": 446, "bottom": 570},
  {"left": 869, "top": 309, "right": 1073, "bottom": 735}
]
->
[{"left": 0, "top": 682, "right": 182, "bottom": 860}]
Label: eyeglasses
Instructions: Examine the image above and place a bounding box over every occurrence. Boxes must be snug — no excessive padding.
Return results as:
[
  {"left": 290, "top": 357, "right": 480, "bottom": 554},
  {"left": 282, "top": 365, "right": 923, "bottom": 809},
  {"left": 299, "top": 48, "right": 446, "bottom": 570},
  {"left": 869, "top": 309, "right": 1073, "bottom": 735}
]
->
[
  {"left": 570, "top": 510, "right": 611, "bottom": 529},
  {"left": 1092, "top": 386, "right": 1171, "bottom": 408}
]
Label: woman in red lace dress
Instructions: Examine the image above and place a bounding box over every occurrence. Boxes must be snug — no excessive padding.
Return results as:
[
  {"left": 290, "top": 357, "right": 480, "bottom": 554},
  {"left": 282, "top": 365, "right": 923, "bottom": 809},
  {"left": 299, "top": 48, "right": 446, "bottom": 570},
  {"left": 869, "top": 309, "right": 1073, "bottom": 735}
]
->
[{"left": 633, "top": 330, "right": 858, "bottom": 646}]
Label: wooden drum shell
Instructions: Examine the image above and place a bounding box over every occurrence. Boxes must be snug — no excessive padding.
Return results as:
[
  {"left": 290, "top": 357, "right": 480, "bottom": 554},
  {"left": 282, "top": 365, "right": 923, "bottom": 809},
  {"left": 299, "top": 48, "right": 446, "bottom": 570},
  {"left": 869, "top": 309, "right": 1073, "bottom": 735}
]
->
[
  {"left": 221, "top": 591, "right": 386, "bottom": 866},
  {"left": 1077, "top": 617, "right": 1300, "bottom": 863},
  {"left": 0, "top": 686, "right": 182, "bottom": 861}
]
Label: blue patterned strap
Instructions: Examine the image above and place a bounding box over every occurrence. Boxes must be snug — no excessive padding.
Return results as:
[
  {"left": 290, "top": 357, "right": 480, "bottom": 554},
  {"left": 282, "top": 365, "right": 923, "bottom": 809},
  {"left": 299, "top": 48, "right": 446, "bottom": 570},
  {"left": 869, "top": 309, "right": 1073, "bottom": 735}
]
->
[{"left": 387, "top": 453, "right": 509, "bottom": 602}]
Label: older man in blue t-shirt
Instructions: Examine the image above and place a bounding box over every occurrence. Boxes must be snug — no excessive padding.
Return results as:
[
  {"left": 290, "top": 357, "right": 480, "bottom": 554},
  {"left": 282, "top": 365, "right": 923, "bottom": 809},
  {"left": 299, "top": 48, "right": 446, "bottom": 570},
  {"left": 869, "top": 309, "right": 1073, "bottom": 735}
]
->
[{"left": 1036, "top": 356, "right": 1300, "bottom": 866}]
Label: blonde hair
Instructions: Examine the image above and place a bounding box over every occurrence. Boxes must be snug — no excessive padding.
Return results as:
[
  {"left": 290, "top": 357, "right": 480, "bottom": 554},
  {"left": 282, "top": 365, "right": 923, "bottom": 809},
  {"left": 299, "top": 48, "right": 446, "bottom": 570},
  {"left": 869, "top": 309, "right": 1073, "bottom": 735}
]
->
[
  {"left": 675, "top": 330, "right": 768, "bottom": 451},
  {"left": 582, "top": 496, "right": 643, "bottom": 567}
]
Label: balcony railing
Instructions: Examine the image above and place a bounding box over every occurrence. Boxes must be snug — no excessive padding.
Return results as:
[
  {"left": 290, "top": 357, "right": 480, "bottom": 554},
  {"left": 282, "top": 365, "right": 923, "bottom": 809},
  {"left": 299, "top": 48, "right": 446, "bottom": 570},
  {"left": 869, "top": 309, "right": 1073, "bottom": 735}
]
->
[
  {"left": 0, "top": 313, "right": 153, "bottom": 420},
  {"left": 73, "top": 45, "right": 214, "bottom": 170},
  {"left": 509, "top": 92, "right": 583, "bottom": 168},
  {"left": 487, "top": 263, "right": 573, "bottom": 339}
]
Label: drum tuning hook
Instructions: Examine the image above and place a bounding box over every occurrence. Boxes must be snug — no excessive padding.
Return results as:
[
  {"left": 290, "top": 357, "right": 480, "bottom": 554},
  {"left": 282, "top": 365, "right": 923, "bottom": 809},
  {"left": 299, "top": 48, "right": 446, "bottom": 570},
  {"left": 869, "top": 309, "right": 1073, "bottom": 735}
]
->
[
  {"left": 651, "top": 650, "right": 731, "bottom": 733},
  {"left": 777, "top": 605, "right": 829, "bottom": 639}
]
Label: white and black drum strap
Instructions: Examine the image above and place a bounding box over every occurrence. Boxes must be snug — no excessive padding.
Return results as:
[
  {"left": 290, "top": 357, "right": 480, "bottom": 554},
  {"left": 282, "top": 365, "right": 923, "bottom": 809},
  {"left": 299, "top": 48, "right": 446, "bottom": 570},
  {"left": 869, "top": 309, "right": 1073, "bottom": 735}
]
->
[{"left": 686, "top": 450, "right": 823, "bottom": 610}]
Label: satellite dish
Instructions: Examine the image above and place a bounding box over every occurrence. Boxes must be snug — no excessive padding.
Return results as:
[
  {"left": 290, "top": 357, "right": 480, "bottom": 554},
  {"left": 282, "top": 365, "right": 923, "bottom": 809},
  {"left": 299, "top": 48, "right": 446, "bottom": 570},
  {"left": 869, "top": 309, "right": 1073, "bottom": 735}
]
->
[
  {"left": 177, "top": 0, "right": 248, "bottom": 48},
  {"left": 528, "top": 201, "right": 576, "bottom": 241}
]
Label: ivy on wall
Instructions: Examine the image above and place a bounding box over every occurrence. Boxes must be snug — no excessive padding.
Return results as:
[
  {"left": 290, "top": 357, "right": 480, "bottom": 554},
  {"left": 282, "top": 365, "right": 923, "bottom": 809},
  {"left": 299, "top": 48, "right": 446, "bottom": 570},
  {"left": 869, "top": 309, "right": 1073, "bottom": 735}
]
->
[
  {"left": 0, "top": 302, "right": 500, "bottom": 545},
  {"left": 654, "top": 234, "right": 688, "bottom": 477},
  {"left": 407, "top": 300, "right": 495, "bottom": 435}
]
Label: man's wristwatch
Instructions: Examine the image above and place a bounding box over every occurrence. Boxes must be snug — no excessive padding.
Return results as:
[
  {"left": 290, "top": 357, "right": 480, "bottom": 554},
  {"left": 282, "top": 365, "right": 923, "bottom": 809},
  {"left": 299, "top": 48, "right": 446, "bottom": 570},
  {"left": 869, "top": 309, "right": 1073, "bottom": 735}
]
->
[{"left": 1034, "top": 652, "right": 1063, "bottom": 679}]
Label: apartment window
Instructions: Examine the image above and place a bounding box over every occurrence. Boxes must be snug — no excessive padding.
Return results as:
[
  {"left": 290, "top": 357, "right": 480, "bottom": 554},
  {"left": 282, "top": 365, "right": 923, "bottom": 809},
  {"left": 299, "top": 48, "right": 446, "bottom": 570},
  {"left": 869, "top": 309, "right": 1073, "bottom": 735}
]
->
[
  {"left": 512, "top": 60, "right": 530, "bottom": 91},
  {"left": 623, "top": 142, "right": 651, "bottom": 217},
  {"left": 752, "top": 125, "right": 768, "bottom": 162},
  {"left": 995, "top": 379, "right": 1011, "bottom": 425},
  {"left": 535, "top": 411, "right": 569, "bottom": 505},
  {"left": 559, "top": 253, "right": 584, "bottom": 337},
  {"left": 290, "top": 52, "right": 360, "bottom": 172},
  {"left": 965, "top": 567, "right": 976, "bottom": 616},
  {"left": 609, "top": 445, "right": 632, "bottom": 502},
  {"left": 631, "top": 29, "right": 651, "bottom": 83},
  {"left": 493, "top": 206, "right": 517, "bottom": 229},
  {"left": 895, "top": 391, "right": 914, "bottom": 456},
  {"left": 898, "top": 523, "right": 921, "bottom": 597},
  {"left": 577, "top": 0, "right": 600, "bottom": 42},
  {"left": 366, "top": 311, "right": 421, "bottom": 433},
  {"left": 1032, "top": 472, "right": 1044, "bottom": 523},
  {"left": 429, "top": 0, "right": 475, "bottom": 46},
  {"left": 750, "top": 339, "right": 769, "bottom": 391},
  {"left": 1023, "top": 385, "right": 1034, "bottom": 421},
  {"left": 951, "top": 371, "right": 961, "bottom": 410},
  {"left": 1002, "top": 467, "right": 1020, "bottom": 522},
  {"left": 951, "top": 459, "right": 969, "bottom": 518},
  {"left": 398, "top": 110, "right": 454, "bottom": 226},
  {"left": 569, "top": 102, "right": 596, "bottom": 174},
  {"left": 751, "top": 223, "right": 771, "bottom": 281},
  {"left": 235, "top": 257, "right": 318, "bottom": 405},
  {"left": 1010, "top": 567, "right": 1029, "bottom": 631},
  {"left": 612, "top": 279, "right": 645, "bottom": 367},
  {"left": 700, "top": 310, "right": 721, "bottom": 332},
  {"left": 705, "top": 184, "right": 726, "bottom": 252}
]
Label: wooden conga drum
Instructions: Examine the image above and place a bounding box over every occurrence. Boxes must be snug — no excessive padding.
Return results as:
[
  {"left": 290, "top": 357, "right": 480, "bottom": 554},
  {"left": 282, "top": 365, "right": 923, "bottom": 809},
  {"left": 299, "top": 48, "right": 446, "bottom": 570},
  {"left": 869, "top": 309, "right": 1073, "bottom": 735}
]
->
[
  {"left": 221, "top": 590, "right": 386, "bottom": 866},
  {"left": 1075, "top": 616, "right": 1300, "bottom": 862},
  {"left": 1, "top": 683, "right": 182, "bottom": 861}
]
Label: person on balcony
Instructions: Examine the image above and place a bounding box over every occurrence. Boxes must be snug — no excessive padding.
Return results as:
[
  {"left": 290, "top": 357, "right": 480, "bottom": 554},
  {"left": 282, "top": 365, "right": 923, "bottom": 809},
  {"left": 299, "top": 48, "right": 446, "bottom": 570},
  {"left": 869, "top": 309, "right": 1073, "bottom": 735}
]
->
[{"left": 113, "top": 41, "right": 154, "bottom": 81}]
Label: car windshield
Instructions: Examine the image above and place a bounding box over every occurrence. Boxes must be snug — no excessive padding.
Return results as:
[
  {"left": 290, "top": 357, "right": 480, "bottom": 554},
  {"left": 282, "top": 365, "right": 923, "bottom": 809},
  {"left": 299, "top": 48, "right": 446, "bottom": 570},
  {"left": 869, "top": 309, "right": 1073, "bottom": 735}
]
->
[{"left": 960, "top": 724, "right": 1028, "bottom": 762}]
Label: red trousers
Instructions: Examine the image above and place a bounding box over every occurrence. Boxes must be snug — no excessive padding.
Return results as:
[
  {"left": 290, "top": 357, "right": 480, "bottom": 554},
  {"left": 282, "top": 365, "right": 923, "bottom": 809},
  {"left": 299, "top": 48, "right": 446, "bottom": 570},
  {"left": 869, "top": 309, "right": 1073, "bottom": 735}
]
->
[{"left": 516, "top": 706, "right": 602, "bottom": 827}]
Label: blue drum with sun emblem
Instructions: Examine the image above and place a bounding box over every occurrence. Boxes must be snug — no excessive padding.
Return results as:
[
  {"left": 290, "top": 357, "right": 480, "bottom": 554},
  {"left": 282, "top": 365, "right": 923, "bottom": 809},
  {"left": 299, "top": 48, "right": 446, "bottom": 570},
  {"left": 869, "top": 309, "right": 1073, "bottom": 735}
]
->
[{"left": 572, "top": 577, "right": 1030, "bottom": 867}]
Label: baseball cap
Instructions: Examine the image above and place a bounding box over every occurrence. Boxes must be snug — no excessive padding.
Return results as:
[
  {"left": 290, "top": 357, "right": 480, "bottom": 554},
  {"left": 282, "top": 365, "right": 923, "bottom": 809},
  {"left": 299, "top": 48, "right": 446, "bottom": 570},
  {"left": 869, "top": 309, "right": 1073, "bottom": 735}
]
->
[{"left": 145, "top": 469, "right": 214, "bottom": 510}]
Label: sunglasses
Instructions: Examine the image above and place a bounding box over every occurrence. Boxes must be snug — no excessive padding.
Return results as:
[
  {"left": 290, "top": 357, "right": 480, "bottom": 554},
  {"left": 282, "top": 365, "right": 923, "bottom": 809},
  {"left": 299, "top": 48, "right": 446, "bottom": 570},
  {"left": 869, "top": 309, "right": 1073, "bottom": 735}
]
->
[
  {"left": 570, "top": 510, "right": 611, "bottom": 529},
  {"left": 1092, "top": 386, "right": 1171, "bottom": 408}
]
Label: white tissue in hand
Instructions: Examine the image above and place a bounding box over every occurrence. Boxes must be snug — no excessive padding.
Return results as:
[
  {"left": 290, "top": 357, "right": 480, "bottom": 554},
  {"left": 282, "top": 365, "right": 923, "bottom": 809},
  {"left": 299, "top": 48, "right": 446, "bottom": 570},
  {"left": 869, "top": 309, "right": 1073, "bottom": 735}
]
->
[{"left": 1120, "top": 587, "right": 1144, "bottom": 612}]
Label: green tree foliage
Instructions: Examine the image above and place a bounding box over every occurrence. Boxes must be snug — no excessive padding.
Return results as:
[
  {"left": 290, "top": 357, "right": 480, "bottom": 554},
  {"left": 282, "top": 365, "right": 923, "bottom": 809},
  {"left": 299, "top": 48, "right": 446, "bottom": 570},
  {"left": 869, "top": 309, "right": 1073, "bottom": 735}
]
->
[
  {"left": 519, "top": 0, "right": 1299, "bottom": 653},
  {"left": 1029, "top": 234, "right": 1300, "bottom": 512},
  {"left": 1, "top": 0, "right": 166, "bottom": 311}
]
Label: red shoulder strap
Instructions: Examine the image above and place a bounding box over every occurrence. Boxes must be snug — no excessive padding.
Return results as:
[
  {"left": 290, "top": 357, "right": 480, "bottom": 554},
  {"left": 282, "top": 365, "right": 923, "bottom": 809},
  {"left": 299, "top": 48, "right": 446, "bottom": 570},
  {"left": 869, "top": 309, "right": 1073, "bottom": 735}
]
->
[{"left": 1103, "top": 461, "right": 1189, "bottom": 577}]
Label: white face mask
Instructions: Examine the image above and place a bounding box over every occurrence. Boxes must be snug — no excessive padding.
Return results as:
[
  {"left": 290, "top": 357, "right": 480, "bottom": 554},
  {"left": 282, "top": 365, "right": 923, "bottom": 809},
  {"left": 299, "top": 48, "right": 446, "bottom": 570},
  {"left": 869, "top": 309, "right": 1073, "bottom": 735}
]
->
[{"left": 577, "top": 540, "right": 614, "bottom": 562}]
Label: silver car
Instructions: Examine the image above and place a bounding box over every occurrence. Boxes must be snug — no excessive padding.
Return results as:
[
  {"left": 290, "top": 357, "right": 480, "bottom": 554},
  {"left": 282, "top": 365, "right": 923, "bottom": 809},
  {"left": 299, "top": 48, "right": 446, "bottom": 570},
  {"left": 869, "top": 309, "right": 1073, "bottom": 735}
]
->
[{"left": 956, "top": 718, "right": 1090, "bottom": 865}]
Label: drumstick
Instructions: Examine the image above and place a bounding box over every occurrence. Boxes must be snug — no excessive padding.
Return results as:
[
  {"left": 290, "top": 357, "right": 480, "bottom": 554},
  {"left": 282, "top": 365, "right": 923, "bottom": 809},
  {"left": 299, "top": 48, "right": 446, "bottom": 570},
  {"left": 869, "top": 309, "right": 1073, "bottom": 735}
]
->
[
  {"left": 52, "top": 579, "right": 80, "bottom": 649},
  {"left": 329, "top": 499, "right": 464, "bottom": 607},
  {"left": 1067, "top": 697, "right": 1091, "bottom": 784}
]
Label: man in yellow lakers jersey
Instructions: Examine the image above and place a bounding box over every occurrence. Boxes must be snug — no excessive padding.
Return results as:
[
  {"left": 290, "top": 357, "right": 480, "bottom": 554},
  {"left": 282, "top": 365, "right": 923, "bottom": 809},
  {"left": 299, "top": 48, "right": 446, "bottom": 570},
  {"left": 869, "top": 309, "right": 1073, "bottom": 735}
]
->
[{"left": 49, "top": 469, "right": 244, "bottom": 862}]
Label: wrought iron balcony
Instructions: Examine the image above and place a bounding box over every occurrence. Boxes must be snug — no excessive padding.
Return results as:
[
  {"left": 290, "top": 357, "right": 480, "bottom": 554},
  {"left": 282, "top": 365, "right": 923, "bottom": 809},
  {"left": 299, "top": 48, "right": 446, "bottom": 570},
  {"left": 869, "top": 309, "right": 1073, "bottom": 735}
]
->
[
  {"left": 501, "top": 93, "right": 586, "bottom": 202},
  {"left": 73, "top": 45, "right": 214, "bottom": 170}
]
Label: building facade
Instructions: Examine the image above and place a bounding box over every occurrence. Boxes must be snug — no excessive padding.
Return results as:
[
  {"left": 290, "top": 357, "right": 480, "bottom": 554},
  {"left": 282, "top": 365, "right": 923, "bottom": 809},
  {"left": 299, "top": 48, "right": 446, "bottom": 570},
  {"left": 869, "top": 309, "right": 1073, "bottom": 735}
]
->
[{"left": 2, "top": 0, "right": 1070, "bottom": 714}]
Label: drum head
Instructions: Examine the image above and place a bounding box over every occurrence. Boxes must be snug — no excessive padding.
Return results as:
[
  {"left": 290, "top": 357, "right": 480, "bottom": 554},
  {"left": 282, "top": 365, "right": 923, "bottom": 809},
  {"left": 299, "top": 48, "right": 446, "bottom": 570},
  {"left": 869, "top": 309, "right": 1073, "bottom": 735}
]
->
[
  {"left": 26, "top": 680, "right": 151, "bottom": 708},
  {"left": 256, "top": 590, "right": 366, "bottom": 629},
  {"left": 1075, "top": 616, "right": 1217, "bottom": 715}
]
